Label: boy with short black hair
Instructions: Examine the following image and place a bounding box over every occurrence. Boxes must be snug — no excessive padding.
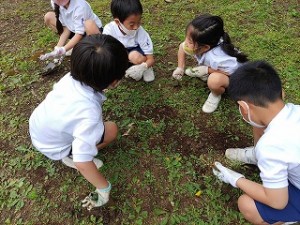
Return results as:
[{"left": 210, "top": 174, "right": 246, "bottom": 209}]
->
[
  {"left": 29, "top": 34, "right": 128, "bottom": 210},
  {"left": 213, "top": 60, "right": 300, "bottom": 224},
  {"left": 103, "top": 0, "right": 155, "bottom": 82}
]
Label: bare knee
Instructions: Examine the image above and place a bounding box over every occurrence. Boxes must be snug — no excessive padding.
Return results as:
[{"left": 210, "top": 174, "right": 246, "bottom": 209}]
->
[
  {"left": 207, "top": 72, "right": 229, "bottom": 94},
  {"left": 238, "top": 194, "right": 266, "bottom": 225},
  {"left": 128, "top": 51, "right": 146, "bottom": 65},
  {"left": 104, "top": 121, "right": 118, "bottom": 142},
  {"left": 44, "top": 12, "right": 55, "bottom": 26}
]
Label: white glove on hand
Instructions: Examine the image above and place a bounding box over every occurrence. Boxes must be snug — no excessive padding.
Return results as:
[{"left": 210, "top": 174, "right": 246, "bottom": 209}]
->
[
  {"left": 185, "top": 66, "right": 209, "bottom": 81},
  {"left": 82, "top": 182, "right": 111, "bottom": 210},
  {"left": 39, "top": 46, "right": 66, "bottom": 60},
  {"left": 125, "top": 62, "right": 148, "bottom": 81},
  {"left": 172, "top": 67, "right": 184, "bottom": 80},
  {"left": 213, "top": 162, "right": 244, "bottom": 188}
]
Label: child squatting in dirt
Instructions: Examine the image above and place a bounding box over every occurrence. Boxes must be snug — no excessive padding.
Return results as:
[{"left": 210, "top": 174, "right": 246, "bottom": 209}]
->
[{"left": 29, "top": 34, "right": 128, "bottom": 210}]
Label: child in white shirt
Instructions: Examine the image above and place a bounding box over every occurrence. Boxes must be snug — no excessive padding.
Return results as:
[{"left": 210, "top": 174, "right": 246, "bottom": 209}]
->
[
  {"left": 172, "top": 14, "right": 248, "bottom": 113},
  {"left": 103, "top": 0, "right": 155, "bottom": 82},
  {"left": 40, "top": 0, "right": 103, "bottom": 60},
  {"left": 30, "top": 34, "right": 128, "bottom": 210},
  {"left": 213, "top": 60, "right": 300, "bottom": 224}
]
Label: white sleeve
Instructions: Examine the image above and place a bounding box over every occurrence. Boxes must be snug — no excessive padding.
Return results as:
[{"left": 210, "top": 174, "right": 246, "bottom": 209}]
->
[
  {"left": 72, "top": 8, "right": 87, "bottom": 34},
  {"left": 102, "top": 24, "right": 112, "bottom": 35},
  {"left": 71, "top": 121, "right": 104, "bottom": 162},
  {"left": 136, "top": 27, "right": 153, "bottom": 55},
  {"left": 257, "top": 143, "right": 289, "bottom": 189}
]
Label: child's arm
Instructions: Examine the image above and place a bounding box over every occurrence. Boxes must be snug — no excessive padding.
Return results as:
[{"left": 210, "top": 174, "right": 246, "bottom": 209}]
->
[
  {"left": 172, "top": 43, "right": 186, "bottom": 79},
  {"left": 56, "top": 27, "right": 71, "bottom": 48},
  {"left": 62, "top": 33, "right": 83, "bottom": 52},
  {"left": 214, "top": 162, "right": 289, "bottom": 209},
  {"left": 74, "top": 161, "right": 108, "bottom": 189},
  {"left": 177, "top": 42, "right": 186, "bottom": 69},
  {"left": 236, "top": 178, "right": 288, "bottom": 209}
]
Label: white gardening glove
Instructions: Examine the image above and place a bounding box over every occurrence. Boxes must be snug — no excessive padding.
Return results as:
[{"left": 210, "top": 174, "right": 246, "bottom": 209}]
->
[
  {"left": 82, "top": 182, "right": 111, "bottom": 210},
  {"left": 172, "top": 67, "right": 184, "bottom": 80},
  {"left": 212, "top": 162, "right": 245, "bottom": 188},
  {"left": 125, "top": 62, "right": 148, "bottom": 81},
  {"left": 39, "top": 46, "right": 66, "bottom": 60},
  {"left": 185, "top": 66, "right": 209, "bottom": 81}
]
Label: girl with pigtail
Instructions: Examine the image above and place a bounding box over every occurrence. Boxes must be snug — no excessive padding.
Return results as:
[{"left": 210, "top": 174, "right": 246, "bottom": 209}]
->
[
  {"left": 40, "top": 0, "right": 103, "bottom": 60},
  {"left": 172, "top": 14, "right": 248, "bottom": 113}
]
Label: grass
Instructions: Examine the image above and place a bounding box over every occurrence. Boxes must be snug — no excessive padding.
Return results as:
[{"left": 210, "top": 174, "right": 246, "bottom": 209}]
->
[{"left": 0, "top": 0, "right": 299, "bottom": 224}]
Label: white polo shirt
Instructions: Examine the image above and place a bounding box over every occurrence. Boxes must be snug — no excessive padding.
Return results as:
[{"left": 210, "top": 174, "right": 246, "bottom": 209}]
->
[
  {"left": 103, "top": 21, "right": 153, "bottom": 55},
  {"left": 51, "top": 0, "right": 102, "bottom": 34},
  {"left": 29, "top": 73, "right": 106, "bottom": 162},
  {"left": 195, "top": 45, "right": 241, "bottom": 75},
  {"left": 256, "top": 103, "right": 300, "bottom": 189}
]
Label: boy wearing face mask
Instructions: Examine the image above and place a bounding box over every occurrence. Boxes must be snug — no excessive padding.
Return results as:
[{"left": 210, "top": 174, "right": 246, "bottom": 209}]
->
[
  {"left": 213, "top": 60, "right": 300, "bottom": 224},
  {"left": 102, "top": 0, "right": 155, "bottom": 82}
]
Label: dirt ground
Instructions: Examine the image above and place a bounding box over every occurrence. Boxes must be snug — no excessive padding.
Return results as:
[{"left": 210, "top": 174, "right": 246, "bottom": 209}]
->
[{"left": 0, "top": 0, "right": 257, "bottom": 224}]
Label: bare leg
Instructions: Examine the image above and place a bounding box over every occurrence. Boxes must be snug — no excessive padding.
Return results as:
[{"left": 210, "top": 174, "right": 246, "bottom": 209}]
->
[
  {"left": 207, "top": 72, "right": 229, "bottom": 96},
  {"left": 96, "top": 121, "right": 118, "bottom": 150},
  {"left": 128, "top": 51, "right": 147, "bottom": 65},
  {"left": 44, "top": 11, "right": 57, "bottom": 31}
]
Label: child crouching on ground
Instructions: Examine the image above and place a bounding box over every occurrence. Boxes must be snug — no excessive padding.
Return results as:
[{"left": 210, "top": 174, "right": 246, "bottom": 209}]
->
[
  {"left": 213, "top": 61, "right": 300, "bottom": 224},
  {"left": 103, "top": 0, "right": 155, "bottom": 82},
  {"left": 172, "top": 14, "right": 248, "bottom": 113},
  {"left": 29, "top": 34, "right": 128, "bottom": 210}
]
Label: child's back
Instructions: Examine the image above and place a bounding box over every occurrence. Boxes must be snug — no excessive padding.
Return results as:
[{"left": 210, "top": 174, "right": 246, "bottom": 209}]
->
[{"left": 30, "top": 34, "right": 128, "bottom": 210}]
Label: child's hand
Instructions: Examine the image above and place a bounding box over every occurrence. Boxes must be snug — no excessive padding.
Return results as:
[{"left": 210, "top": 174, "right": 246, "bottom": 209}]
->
[
  {"left": 82, "top": 182, "right": 111, "bottom": 210},
  {"left": 172, "top": 67, "right": 184, "bottom": 80},
  {"left": 39, "top": 47, "right": 66, "bottom": 61},
  {"left": 125, "top": 62, "right": 148, "bottom": 81},
  {"left": 212, "top": 162, "right": 245, "bottom": 188}
]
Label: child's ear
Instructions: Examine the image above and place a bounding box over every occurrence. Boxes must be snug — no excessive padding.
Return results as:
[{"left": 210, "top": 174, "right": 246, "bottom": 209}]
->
[
  {"left": 237, "top": 101, "right": 248, "bottom": 115},
  {"left": 203, "top": 45, "right": 210, "bottom": 52},
  {"left": 114, "top": 18, "right": 120, "bottom": 25}
]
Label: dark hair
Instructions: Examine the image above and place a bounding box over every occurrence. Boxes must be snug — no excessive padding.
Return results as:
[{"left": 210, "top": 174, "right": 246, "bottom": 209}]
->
[
  {"left": 71, "top": 34, "right": 128, "bottom": 92},
  {"left": 54, "top": 4, "right": 64, "bottom": 35},
  {"left": 111, "top": 0, "right": 143, "bottom": 23},
  {"left": 187, "top": 14, "right": 248, "bottom": 63},
  {"left": 228, "top": 60, "right": 282, "bottom": 107}
]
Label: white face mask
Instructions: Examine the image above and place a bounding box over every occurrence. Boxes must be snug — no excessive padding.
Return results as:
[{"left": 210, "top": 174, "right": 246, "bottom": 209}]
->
[
  {"left": 239, "top": 101, "right": 266, "bottom": 128},
  {"left": 182, "top": 41, "right": 195, "bottom": 56},
  {"left": 118, "top": 21, "right": 138, "bottom": 37}
]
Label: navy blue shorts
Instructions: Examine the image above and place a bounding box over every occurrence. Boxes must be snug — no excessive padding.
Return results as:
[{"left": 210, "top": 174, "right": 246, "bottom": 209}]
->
[
  {"left": 127, "top": 45, "right": 145, "bottom": 56},
  {"left": 255, "top": 183, "right": 300, "bottom": 224},
  {"left": 68, "top": 27, "right": 103, "bottom": 39}
]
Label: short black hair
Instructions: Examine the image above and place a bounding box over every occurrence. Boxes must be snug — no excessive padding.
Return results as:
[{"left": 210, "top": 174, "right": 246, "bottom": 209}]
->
[
  {"left": 111, "top": 0, "right": 143, "bottom": 23},
  {"left": 70, "top": 34, "right": 128, "bottom": 92},
  {"left": 228, "top": 60, "right": 282, "bottom": 107}
]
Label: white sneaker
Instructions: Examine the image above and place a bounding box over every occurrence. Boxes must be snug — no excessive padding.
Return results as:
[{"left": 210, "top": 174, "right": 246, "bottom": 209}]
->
[
  {"left": 185, "top": 66, "right": 209, "bottom": 82},
  {"left": 65, "top": 48, "right": 73, "bottom": 57},
  {"left": 225, "top": 146, "right": 257, "bottom": 165},
  {"left": 202, "top": 92, "right": 221, "bottom": 113},
  {"left": 143, "top": 67, "right": 155, "bottom": 82},
  {"left": 62, "top": 156, "right": 103, "bottom": 169}
]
